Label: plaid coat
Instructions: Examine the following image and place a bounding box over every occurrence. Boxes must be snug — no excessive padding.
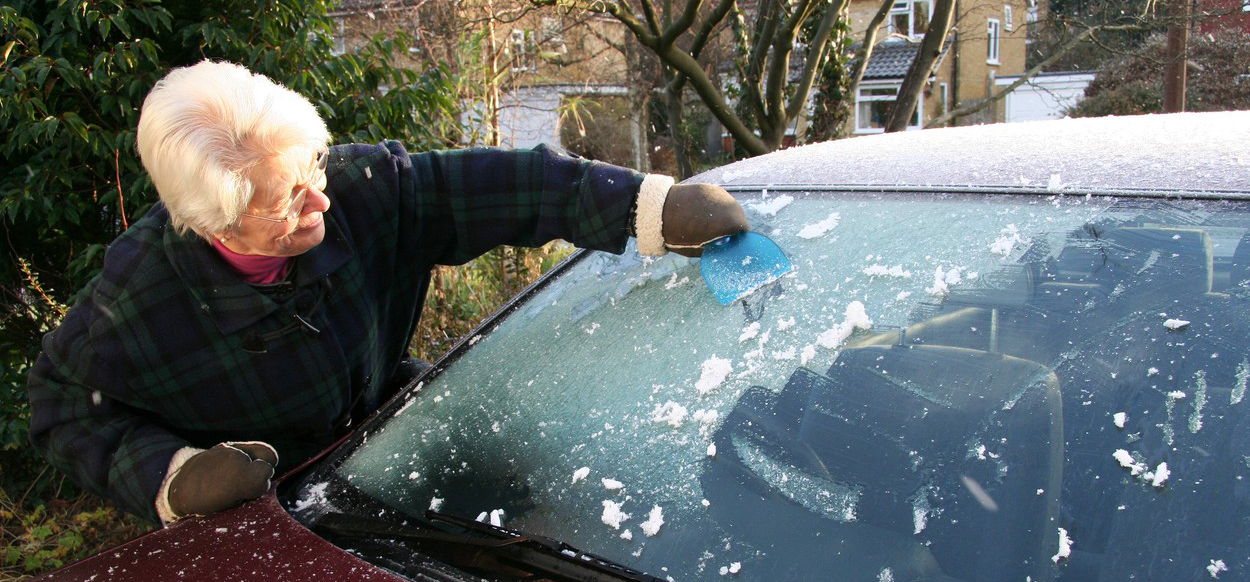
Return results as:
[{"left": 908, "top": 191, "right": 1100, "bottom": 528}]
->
[{"left": 27, "top": 141, "right": 644, "bottom": 523}]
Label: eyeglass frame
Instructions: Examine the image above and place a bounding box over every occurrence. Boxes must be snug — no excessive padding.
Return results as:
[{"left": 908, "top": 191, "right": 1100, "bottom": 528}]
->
[{"left": 240, "top": 150, "right": 329, "bottom": 224}]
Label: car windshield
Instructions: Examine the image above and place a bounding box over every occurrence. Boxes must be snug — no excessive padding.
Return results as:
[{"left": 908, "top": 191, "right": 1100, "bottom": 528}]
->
[{"left": 288, "top": 190, "right": 1250, "bottom": 581}]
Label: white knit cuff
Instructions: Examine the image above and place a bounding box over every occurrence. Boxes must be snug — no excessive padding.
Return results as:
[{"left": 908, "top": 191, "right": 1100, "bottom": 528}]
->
[
  {"left": 155, "top": 446, "right": 204, "bottom": 525},
  {"left": 635, "top": 174, "right": 675, "bottom": 256}
]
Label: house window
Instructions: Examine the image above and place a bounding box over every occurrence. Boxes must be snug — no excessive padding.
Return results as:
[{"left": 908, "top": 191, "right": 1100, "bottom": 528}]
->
[
  {"left": 987, "top": 18, "right": 1001, "bottom": 64},
  {"left": 510, "top": 29, "right": 535, "bottom": 72},
  {"left": 1004, "top": 5, "right": 1014, "bottom": 31},
  {"left": 331, "top": 17, "right": 346, "bottom": 55},
  {"left": 889, "top": 1, "right": 931, "bottom": 39},
  {"left": 1242, "top": 0, "right": 1249, "bottom": 11},
  {"left": 1027, "top": 0, "right": 1039, "bottom": 23},
  {"left": 855, "top": 84, "right": 922, "bottom": 134}
]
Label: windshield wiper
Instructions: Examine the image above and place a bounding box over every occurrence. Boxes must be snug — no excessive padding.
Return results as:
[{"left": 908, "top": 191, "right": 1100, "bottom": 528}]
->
[{"left": 311, "top": 510, "right": 665, "bottom": 582}]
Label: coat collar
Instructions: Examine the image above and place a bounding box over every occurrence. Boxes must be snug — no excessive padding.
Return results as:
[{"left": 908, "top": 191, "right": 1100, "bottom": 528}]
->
[{"left": 163, "top": 203, "right": 354, "bottom": 336}]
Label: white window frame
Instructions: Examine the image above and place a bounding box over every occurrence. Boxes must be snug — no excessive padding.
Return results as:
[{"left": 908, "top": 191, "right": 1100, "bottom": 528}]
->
[
  {"left": 987, "top": 18, "right": 1002, "bottom": 65},
  {"left": 889, "top": 0, "right": 932, "bottom": 39},
  {"left": 331, "top": 17, "right": 346, "bottom": 56},
  {"left": 1004, "top": 5, "right": 1014, "bottom": 31},
  {"left": 854, "top": 82, "right": 923, "bottom": 134},
  {"left": 1242, "top": 0, "right": 1249, "bottom": 11}
]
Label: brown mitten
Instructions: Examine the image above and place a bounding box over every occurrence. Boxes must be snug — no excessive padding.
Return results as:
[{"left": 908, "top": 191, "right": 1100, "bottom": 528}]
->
[
  {"left": 167, "top": 442, "right": 276, "bottom": 518},
  {"left": 661, "top": 183, "right": 749, "bottom": 257}
]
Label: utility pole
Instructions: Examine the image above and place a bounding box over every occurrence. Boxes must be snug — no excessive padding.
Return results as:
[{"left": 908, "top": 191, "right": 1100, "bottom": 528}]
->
[{"left": 1162, "top": 0, "right": 1190, "bottom": 113}]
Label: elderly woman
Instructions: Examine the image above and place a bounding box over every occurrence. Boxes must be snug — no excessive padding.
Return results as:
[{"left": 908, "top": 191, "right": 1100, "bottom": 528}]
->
[{"left": 27, "top": 61, "right": 747, "bottom": 525}]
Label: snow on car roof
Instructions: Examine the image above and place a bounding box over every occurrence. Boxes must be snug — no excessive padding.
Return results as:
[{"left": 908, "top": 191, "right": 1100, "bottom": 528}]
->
[{"left": 690, "top": 111, "right": 1250, "bottom": 198}]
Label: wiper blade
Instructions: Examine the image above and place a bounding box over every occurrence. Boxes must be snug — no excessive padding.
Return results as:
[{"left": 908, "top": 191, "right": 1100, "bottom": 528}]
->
[{"left": 312, "top": 510, "right": 665, "bottom": 582}]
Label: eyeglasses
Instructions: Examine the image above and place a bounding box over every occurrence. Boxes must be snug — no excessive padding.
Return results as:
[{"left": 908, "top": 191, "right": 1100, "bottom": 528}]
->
[{"left": 241, "top": 150, "right": 328, "bottom": 224}]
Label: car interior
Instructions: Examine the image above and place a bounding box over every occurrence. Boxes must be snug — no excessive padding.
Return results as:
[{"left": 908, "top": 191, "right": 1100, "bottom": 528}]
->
[{"left": 704, "top": 214, "right": 1250, "bottom": 581}]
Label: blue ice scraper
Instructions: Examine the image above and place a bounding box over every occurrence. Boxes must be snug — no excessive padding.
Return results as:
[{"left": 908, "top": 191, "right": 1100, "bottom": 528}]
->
[{"left": 699, "top": 232, "right": 794, "bottom": 305}]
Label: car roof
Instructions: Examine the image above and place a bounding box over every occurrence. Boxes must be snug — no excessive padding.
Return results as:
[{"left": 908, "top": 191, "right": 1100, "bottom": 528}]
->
[{"left": 689, "top": 111, "right": 1250, "bottom": 198}]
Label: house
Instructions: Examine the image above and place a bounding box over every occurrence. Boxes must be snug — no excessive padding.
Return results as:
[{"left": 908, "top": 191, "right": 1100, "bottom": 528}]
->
[
  {"left": 1198, "top": 0, "right": 1250, "bottom": 33},
  {"left": 329, "top": 1, "right": 647, "bottom": 169},
  {"left": 993, "top": 71, "right": 1096, "bottom": 122},
  {"left": 847, "top": 0, "right": 1030, "bottom": 132}
]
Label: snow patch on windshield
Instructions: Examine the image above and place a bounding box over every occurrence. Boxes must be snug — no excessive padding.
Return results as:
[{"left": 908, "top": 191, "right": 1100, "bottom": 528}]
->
[
  {"left": 738, "top": 322, "right": 761, "bottom": 343},
  {"left": 1208, "top": 559, "right": 1229, "bottom": 579},
  {"left": 292, "top": 481, "right": 329, "bottom": 512},
  {"left": 572, "top": 467, "right": 591, "bottom": 484},
  {"left": 1234, "top": 359, "right": 1249, "bottom": 405},
  {"left": 911, "top": 490, "right": 932, "bottom": 535},
  {"left": 816, "top": 302, "right": 873, "bottom": 349},
  {"left": 797, "top": 213, "right": 841, "bottom": 239},
  {"left": 990, "top": 224, "right": 1025, "bottom": 256},
  {"left": 863, "top": 264, "right": 913, "bottom": 278},
  {"left": 1163, "top": 318, "right": 1191, "bottom": 330},
  {"left": 1052, "top": 527, "right": 1073, "bottom": 563},
  {"left": 695, "top": 357, "right": 734, "bottom": 395},
  {"left": 640, "top": 505, "right": 665, "bottom": 537},
  {"left": 1148, "top": 462, "right": 1170, "bottom": 488},
  {"left": 601, "top": 500, "right": 630, "bottom": 529},
  {"left": 664, "top": 273, "right": 690, "bottom": 290},
  {"left": 1190, "top": 370, "right": 1208, "bottom": 434},
  {"left": 747, "top": 194, "right": 795, "bottom": 216},
  {"left": 925, "top": 266, "right": 967, "bottom": 296},
  {"left": 1113, "top": 449, "right": 1148, "bottom": 476},
  {"left": 651, "top": 401, "right": 689, "bottom": 428}
]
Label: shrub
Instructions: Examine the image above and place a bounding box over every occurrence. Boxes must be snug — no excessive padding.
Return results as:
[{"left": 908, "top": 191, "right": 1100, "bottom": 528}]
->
[{"left": 1068, "top": 29, "right": 1250, "bottom": 117}]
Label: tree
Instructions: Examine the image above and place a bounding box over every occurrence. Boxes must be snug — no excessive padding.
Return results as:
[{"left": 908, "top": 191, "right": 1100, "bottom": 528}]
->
[
  {"left": 885, "top": 0, "right": 954, "bottom": 132},
  {"left": 0, "top": 0, "right": 459, "bottom": 500},
  {"left": 1066, "top": 29, "right": 1250, "bottom": 118},
  {"left": 530, "top": 0, "right": 853, "bottom": 157},
  {"left": 930, "top": 0, "right": 1247, "bottom": 126}
]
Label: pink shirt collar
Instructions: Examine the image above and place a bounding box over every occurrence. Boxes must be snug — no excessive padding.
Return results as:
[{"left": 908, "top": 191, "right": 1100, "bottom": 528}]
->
[{"left": 210, "top": 239, "right": 293, "bottom": 285}]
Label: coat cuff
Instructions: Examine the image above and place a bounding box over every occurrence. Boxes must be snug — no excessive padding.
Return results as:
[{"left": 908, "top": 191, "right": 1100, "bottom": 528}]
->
[
  {"left": 634, "top": 174, "right": 675, "bottom": 256},
  {"left": 155, "top": 446, "right": 204, "bottom": 525}
]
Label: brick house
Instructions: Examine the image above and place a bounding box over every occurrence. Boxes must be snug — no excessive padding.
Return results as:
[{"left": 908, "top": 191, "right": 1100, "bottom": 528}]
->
[
  {"left": 1198, "top": 0, "right": 1250, "bottom": 33},
  {"left": 847, "top": 0, "right": 1030, "bottom": 132}
]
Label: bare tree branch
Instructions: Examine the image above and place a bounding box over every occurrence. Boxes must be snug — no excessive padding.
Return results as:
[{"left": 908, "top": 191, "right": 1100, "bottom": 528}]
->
[
  {"left": 885, "top": 0, "right": 955, "bottom": 132},
  {"left": 786, "top": 0, "right": 848, "bottom": 120},
  {"left": 926, "top": 25, "right": 1100, "bottom": 127},
  {"left": 846, "top": 0, "right": 893, "bottom": 105}
]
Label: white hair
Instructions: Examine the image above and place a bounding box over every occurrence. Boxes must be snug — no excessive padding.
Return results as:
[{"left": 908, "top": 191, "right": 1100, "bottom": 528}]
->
[{"left": 136, "top": 60, "right": 330, "bottom": 238}]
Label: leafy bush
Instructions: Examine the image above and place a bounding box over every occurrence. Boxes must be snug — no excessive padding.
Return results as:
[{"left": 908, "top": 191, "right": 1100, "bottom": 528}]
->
[
  {"left": 414, "top": 244, "right": 574, "bottom": 361},
  {"left": 2, "top": 486, "right": 151, "bottom": 578},
  {"left": 1, "top": 0, "right": 461, "bottom": 575},
  {"left": 1068, "top": 29, "right": 1250, "bottom": 117}
]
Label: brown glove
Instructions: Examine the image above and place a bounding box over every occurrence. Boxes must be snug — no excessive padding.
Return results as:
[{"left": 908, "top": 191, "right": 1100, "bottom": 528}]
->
[
  {"left": 661, "top": 183, "right": 749, "bottom": 257},
  {"left": 167, "top": 442, "right": 277, "bottom": 518}
]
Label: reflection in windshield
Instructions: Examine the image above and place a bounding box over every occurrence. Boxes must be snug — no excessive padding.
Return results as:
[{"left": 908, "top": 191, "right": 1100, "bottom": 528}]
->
[{"left": 288, "top": 192, "right": 1250, "bottom": 581}]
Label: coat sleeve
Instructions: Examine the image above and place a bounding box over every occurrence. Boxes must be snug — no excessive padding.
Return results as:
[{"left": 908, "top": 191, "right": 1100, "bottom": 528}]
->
[
  {"left": 27, "top": 303, "right": 190, "bottom": 524},
  {"left": 333, "top": 142, "right": 649, "bottom": 267}
]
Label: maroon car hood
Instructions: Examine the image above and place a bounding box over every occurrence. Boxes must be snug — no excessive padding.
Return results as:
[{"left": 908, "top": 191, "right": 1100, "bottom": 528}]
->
[{"left": 38, "top": 494, "right": 404, "bottom": 581}]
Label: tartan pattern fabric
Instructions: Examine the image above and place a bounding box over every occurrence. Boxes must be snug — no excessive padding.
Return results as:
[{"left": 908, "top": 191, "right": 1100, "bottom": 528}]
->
[{"left": 27, "top": 141, "right": 645, "bottom": 523}]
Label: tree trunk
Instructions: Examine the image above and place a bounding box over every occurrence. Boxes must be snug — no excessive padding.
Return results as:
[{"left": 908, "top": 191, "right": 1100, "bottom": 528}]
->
[
  {"left": 665, "top": 78, "right": 693, "bottom": 178},
  {"left": 886, "top": 0, "right": 957, "bottom": 133},
  {"left": 1162, "top": 0, "right": 1190, "bottom": 113}
]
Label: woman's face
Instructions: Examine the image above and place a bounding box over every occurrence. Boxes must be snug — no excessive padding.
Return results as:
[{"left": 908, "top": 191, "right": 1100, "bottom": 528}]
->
[{"left": 222, "top": 149, "right": 331, "bottom": 257}]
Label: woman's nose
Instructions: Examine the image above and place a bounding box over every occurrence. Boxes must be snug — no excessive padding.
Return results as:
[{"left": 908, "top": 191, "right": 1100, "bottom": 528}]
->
[{"left": 303, "top": 185, "right": 331, "bottom": 214}]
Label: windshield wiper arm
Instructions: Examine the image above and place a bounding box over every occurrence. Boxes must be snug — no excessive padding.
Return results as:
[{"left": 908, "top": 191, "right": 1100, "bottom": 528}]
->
[{"left": 311, "top": 510, "right": 665, "bottom": 582}]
